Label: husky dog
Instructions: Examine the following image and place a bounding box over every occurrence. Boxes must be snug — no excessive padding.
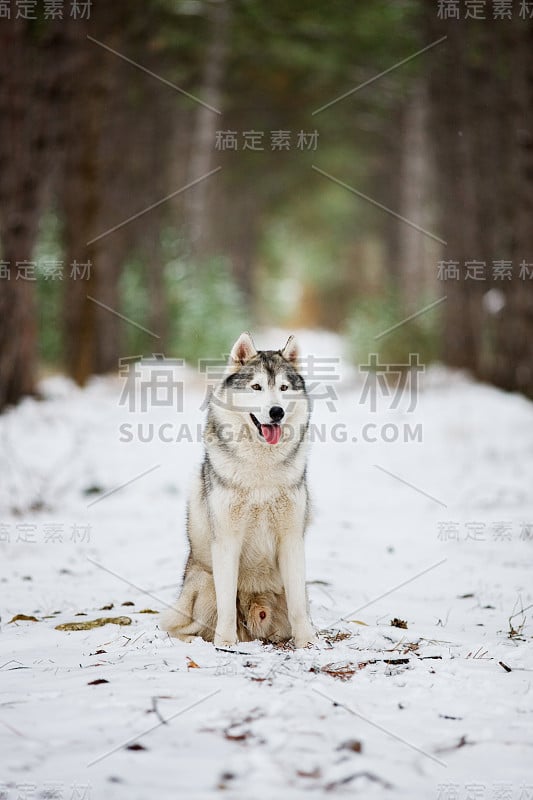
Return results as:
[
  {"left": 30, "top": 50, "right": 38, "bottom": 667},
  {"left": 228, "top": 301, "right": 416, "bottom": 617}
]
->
[{"left": 161, "top": 332, "right": 316, "bottom": 648}]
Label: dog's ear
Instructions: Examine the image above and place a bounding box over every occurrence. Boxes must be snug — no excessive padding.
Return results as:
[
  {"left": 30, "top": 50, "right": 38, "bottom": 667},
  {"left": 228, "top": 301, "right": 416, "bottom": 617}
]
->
[
  {"left": 230, "top": 331, "right": 257, "bottom": 366},
  {"left": 281, "top": 335, "right": 298, "bottom": 365}
]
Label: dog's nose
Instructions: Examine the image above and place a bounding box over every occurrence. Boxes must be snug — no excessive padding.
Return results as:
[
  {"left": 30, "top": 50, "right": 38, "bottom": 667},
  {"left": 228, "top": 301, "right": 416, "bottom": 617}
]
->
[{"left": 269, "top": 405, "right": 284, "bottom": 422}]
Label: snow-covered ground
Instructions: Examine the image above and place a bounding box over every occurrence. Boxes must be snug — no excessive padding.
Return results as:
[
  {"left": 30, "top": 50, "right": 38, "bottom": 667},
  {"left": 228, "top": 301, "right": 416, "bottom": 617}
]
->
[{"left": 1, "top": 330, "right": 533, "bottom": 800}]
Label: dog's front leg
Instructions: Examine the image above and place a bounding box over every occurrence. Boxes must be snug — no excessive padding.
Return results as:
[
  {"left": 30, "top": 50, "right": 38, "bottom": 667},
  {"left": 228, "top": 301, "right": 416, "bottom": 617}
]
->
[
  {"left": 212, "top": 532, "right": 242, "bottom": 647},
  {"left": 278, "top": 531, "right": 316, "bottom": 648}
]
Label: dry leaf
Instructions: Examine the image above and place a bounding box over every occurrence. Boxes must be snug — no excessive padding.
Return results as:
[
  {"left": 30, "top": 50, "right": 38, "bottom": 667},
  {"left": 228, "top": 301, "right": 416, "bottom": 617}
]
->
[
  {"left": 8, "top": 614, "right": 38, "bottom": 623},
  {"left": 338, "top": 739, "right": 362, "bottom": 753},
  {"left": 297, "top": 767, "right": 321, "bottom": 778},
  {"left": 55, "top": 616, "right": 132, "bottom": 631},
  {"left": 88, "top": 678, "right": 109, "bottom": 685},
  {"left": 224, "top": 728, "right": 249, "bottom": 741},
  {"left": 187, "top": 657, "right": 200, "bottom": 669},
  {"left": 138, "top": 609, "right": 158, "bottom": 614},
  {"left": 348, "top": 619, "right": 368, "bottom": 626},
  {"left": 322, "top": 630, "right": 351, "bottom": 643},
  {"left": 321, "top": 662, "right": 358, "bottom": 681},
  {"left": 390, "top": 618, "right": 408, "bottom": 629}
]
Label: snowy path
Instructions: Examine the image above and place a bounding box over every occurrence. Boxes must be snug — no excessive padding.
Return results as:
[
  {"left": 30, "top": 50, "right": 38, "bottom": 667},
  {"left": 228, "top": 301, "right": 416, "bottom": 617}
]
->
[{"left": 1, "top": 332, "right": 533, "bottom": 800}]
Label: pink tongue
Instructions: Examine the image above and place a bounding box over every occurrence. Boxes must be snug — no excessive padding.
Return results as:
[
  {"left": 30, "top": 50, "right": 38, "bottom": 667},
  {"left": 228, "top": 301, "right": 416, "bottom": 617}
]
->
[{"left": 261, "top": 424, "right": 281, "bottom": 445}]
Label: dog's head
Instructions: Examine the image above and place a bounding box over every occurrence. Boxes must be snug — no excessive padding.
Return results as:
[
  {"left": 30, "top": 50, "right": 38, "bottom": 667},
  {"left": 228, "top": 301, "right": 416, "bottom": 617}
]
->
[{"left": 214, "top": 332, "right": 309, "bottom": 446}]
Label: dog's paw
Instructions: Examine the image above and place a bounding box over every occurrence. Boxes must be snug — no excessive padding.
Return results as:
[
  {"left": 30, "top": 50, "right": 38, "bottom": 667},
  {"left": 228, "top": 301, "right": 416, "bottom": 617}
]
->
[
  {"left": 293, "top": 627, "right": 317, "bottom": 648},
  {"left": 174, "top": 633, "right": 196, "bottom": 643},
  {"left": 214, "top": 631, "right": 237, "bottom": 648}
]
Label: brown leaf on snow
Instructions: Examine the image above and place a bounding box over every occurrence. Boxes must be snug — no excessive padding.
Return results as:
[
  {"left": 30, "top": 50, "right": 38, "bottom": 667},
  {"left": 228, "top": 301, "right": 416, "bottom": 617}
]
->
[
  {"left": 224, "top": 727, "right": 250, "bottom": 742},
  {"left": 88, "top": 678, "right": 109, "bottom": 685},
  {"left": 55, "top": 616, "right": 132, "bottom": 631},
  {"left": 390, "top": 618, "right": 408, "bottom": 629},
  {"left": 100, "top": 603, "right": 114, "bottom": 610},
  {"left": 126, "top": 743, "right": 146, "bottom": 751},
  {"left": 323, "top": 631, "right": 352, "bottom": 644},
  {"left": 297, "top": 767, "right": 322, "bottom": 778},
  {"left": 186, "top": 657, "right": 200, "bottom": 669},
  {"left": 138, "top": 609, "right": 159, "bottom": 614},
  {"left": 122, "top": 601, "right": 135, "bottom": 606},
  {"left": 401, "top": 641, "right": 420, "bottom": 654},
  {"left": 338, "top": 739, "right": 363, "bottom": 753},
  {"left": 320, "top": 662, "right": 359, "bottom": 681},
  {"left": 8, "top": 614, "right": 39, "bottom": 623}
]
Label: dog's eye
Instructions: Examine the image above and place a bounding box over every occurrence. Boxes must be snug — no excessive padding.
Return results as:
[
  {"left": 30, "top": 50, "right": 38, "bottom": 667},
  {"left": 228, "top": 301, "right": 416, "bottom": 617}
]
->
[
  {"left": 251, "top": 383, "right": 262, "bottom": 391},
  {"left": 280, "top": 384, "right": 289, "bottom": 392}
]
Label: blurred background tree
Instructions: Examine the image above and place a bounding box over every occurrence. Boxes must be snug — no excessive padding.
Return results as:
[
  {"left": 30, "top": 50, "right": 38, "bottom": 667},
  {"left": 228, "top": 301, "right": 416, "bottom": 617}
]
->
[{"left": 0, "top": 0, "right": 532, "bottom": 410}]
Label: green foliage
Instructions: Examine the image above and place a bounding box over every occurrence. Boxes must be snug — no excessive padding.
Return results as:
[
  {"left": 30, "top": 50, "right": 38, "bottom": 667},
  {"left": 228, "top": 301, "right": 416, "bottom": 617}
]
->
[
  {"left": 35, "top": 216, "right": 248, "bottom": 368},
  {"left": 119, "top": 255, "right": 152, "bottom": 357},
  {"left": 121, "top": 248, "right": 249, "bottom": 365},
  {"left": 344, "top": 291, "right": 442, "bottom": 369},
  {"left": 168, "top": 255, "right": 250, "bottom": 365},
  {"left": 34, "top": 212, "right": 63, "bottom": 366}
]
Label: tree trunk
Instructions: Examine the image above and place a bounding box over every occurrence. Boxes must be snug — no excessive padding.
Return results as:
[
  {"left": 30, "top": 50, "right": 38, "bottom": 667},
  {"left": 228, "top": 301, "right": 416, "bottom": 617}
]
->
[
  {"left": 60, "top": 18, "right": 134, "bottom": 382},
  {"left": 0, "top": 20, "right": 63, "bottom": 409},
  {"left": 425, "top": 10, "right": 484, "bottom": 369},
  {"left": 186, "top": 0, "right": 231, "bottom": 258},
  {"left": 425, "top": 3, "right": 533, "bottom": 396},
  {"left": 487, "top": 18, "right": 533, "bottom": 394},
  {"left": 396, "top": 81, "right": 437, "bottom": 312},
  {"left": 61, "top": 27, "right": 107, "bottom": 383}
]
